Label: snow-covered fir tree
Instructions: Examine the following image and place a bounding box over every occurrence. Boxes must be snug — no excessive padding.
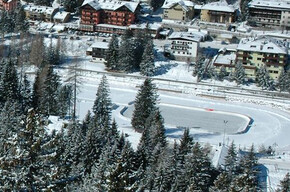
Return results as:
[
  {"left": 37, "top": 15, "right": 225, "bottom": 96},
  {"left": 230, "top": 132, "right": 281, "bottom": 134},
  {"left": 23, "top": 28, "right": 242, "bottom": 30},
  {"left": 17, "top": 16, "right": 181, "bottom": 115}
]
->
[
  {"left": 118, "top": 35, "right": 136, "bottom": 72},
  {"left": 193, "top": 57, "right": 206, "bottom": 82},
  {"left": 234, "top": 62, "right": 246, "bottom": 85},
  {"left": 218, "top": 65, "right": 228, "bottom": 81},
  {"left": 140, "top": 38, "right": 155, "bottom": 77},
  {"left": 278, "top": 70, "right": 289, "bottom": 92},
  {"left": 105, "top": 34, "right": 119, "bottom": 70},
  {"left": 63, "top": 0, "right": 79, "bottom": 12},
  {"left": 0, "top": 59, "right": 20, "bottom": 105},
  {"left": 41, "top": 65, "right": 61, "bottom": 115},
  {"left": 256, "top": 66, "right": 273, "bottom": 90},
  {"left": 276, "top": 172, "right": 290, "bottom": 192},
  {"left": 131, "top": 78, "right": 158, "bottom": 131},
  {"left": 92, "top": 75, "right": 112, "bottom": 128}
]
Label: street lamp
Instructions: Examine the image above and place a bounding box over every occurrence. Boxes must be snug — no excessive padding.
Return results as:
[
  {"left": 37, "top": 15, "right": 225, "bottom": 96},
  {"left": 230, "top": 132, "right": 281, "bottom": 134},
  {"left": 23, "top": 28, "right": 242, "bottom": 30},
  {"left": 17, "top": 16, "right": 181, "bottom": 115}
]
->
[{"left": 223, "top": 120, "right": 228, "bottom": 146}]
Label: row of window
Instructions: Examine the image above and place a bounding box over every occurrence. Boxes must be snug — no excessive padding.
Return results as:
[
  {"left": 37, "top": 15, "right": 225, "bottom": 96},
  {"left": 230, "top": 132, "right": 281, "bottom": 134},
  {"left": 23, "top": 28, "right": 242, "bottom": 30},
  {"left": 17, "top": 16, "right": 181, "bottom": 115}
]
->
[{"left": 172, "top": 51, "right": 192, "bottom": 55}]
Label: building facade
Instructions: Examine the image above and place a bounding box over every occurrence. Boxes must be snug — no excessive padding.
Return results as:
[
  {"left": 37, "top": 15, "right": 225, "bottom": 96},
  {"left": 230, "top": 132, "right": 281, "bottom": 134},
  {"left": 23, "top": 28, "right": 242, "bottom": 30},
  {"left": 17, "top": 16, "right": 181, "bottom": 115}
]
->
[
  {"left": 249, "top": 0, "right": 290, "bottom": 30},
  {"left": 200, "top": 2, "right": 236, "bottom": 24},
  {"left": 162, "top": 0, "right": 195, "bottom": 21},
  {"left": 165, "top": 31, "right": 203, "bottom": 62},
  {"left": 0, "top": 0, "right": 17, "bottom": 11},
  {"left": 236, "top": 36, "right": 288, "bottom": 80},
  {"left": 80, "top": 0, "right": 139, "bottom": 30},
  {"left": 23, "top": 5, "right": 58, "bottom": 22},
  {"left": 212, "top": 48, "right": 236, "bottom": 74},
  {"left": 86, "top": 41, "right": 109, "bottom": 62}
]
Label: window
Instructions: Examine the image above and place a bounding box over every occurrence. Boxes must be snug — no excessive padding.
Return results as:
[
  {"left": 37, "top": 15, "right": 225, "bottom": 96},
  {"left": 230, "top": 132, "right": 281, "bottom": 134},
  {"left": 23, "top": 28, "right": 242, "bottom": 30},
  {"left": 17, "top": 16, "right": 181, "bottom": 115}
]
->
[
  {"left": 257, "top": 58, "right": 262, "bottom": 60},
  {"left": 267, "top": 47, "right": 273, "bottom": 49}
]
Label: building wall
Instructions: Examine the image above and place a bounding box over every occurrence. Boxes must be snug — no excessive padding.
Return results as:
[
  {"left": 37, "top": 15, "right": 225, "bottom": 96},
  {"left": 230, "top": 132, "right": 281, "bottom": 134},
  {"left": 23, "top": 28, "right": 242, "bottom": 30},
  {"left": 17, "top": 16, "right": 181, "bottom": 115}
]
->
[
  {"left": 281, "top": 11, "right": 290, "bottom": 29},
  {"left": 163, "top": 4, "right": 194, "bottom": 21},
  {"left": 200, "top": 9, "right": 210, "bottom": 22},
  {"left": 236, "top": 50, "right": 287, "bottom": 80},
  {"left": 201, "top": 9, "right": 235, "bottom": 23},
  {"left": 168, "top": 39, "right": 199, "bottom": 62},
  {"left": 0, "top": 0, "right": 18, "bottom": 11},
  {"left": 249, "top": 7, "right": 284, "bottom": 27},
  {"left": 81, "top": 5, "right": 136, "bottom": 26}
]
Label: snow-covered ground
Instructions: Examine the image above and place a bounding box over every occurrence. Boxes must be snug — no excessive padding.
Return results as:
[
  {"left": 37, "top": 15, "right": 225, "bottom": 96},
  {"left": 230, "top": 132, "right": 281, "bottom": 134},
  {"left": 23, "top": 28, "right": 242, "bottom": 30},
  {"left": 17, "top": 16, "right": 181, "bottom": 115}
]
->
[{"left": 4, "top": 32, "right": 289, "bottom": 191}]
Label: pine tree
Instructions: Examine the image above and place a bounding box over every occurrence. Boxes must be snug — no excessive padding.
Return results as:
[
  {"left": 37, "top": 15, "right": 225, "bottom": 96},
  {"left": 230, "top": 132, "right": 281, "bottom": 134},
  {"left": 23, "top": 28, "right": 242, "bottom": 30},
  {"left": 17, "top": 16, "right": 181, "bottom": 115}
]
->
[
  {"left": 146, "top": 109, "right": 167, "bottom": 148},
  {"left": 276, "top": 173, "right": 290, "bottom": 192},
  {"left": 213, "top": 172, "right": 232, "bottom": 192},
  {"left": 34, "top": 0, "right": 53, "bottom": 6},
  {"left": 278, "top": 70, "right": 288, "bottom": 92},
  {"left": 118, "top": 37, "right": 136, "bottom": 72},
  {"left": 140, "top": 38, "right": 155, "bottom": 77},
  {"left": 105, "top": 34, "right": 119, "bottom": 70},
  {"left": 131, "top": 78, "right": 158, "bottom": 131},
  {"left": 0, "top": 109, "right": 61, "bottom": 191},
  {"left": 92, "top": 75, "right": 112, "bottom": 129},
  {"left": 58, "top": 84, "right": 73, "bottom": 118},
  {"left": 133, "top": 29, "right": 151, "bottom": 69},
  {"left": 256, "top": 66, "right": 273, "bottom": 90},
  {"left": 14, "top": 5, "right": 29, "bottom": 33},
  {"left": 224, "top": 141, "right": 238, "bottom": 175},
  {"left": 63, "top": 0, "right": 78, "bottom": 12},
  {"left": 240, "top": 0, "right": 251, "bottom": 21},
  {"left": 40, "top": 65, "right": 61, "bottom": 116},
  {"left": 185, "top": 142, "right": 213, "bottom": 192},
  {"left": 218, "top": 65, "right": 228, "bottom": 81},
  {"left": 193, "top": 57, "right": 206, "bottom": 82},
  {"left": 233, "top": 145, "right": 259, "bottom": 192},
  {"left": 150, "top": 0, "right": 165, "bottom": 11},
  {"left": 0, "top": 59, "right": 20, "bottom": 105},
  {"left": 20, "top": 74, "right": 32, "bottom": 112},
  {"left": 234, "top": 62, "right": 246, "bottom": 85}
]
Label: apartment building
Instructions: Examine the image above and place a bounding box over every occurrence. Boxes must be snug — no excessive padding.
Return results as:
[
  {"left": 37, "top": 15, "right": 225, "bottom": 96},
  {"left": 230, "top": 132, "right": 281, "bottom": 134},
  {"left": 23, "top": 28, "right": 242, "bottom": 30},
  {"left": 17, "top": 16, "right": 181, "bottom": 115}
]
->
[
  {"left": 0, "top": 0, "right": 17, "bottom": 11},
  {"left": 248, "top": 0, "right": 290, "bottom": 30},
  {"left": 200, "top": 1, "right": 236, "bottom": 24},
  {"left": 165, "top": 31, "right": 206, "bottom": 62},
  {"left": 23, "top": 4, "right": 58, "bottom": 22},
  {"left": 86, "top": 41, "right": 109, "bottom": 62},
  {"left": 80, "top": 0, "right": 139, "bottom": 29},
  {"left": 212, "top": 48, "right": 236, "bottom": 74},
  {"left": 162, "top": 0, "right": 195, "bottom": 21},
  {"left": 236, "top": 36, "right": 288, "bottom": 80}
]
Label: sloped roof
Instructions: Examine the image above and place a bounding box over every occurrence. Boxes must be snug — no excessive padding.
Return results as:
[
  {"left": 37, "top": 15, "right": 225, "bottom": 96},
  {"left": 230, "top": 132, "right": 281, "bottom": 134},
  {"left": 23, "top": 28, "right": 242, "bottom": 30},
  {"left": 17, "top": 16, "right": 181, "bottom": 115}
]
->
[
  {"left": 237, "top": 36, "right": 288, "bottom": 54},
  {"left": 82, "top": 0, "right": 139, "bottom": 12},
  {"left": 249, "top": 0, "right": 290, "bottom": 11},
  {"left": 168, "top": 31, "right": 203, "bottom": 42},
  {"left": 23, "top": 4, "right": 57, "bottom": 15},
  {"left": 201, "top": 1, "right": 236, "bottom": 13},
  {"left": 162, "top": 0, "right": 195, "bottom": 11}
]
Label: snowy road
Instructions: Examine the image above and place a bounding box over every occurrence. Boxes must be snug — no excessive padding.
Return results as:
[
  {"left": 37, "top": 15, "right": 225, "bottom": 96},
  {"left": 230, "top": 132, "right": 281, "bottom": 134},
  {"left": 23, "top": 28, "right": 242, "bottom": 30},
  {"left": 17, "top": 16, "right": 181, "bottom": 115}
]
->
[{"left": 76, "top": 76, "right": 290, "bottom": 150}]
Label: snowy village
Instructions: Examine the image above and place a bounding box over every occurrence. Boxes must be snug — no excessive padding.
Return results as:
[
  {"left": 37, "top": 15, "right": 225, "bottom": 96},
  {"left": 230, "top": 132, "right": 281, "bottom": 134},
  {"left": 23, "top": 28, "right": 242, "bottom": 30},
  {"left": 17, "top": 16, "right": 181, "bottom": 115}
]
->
[{"left": 0, "top": 0, "right": 289, "bottom": 191}]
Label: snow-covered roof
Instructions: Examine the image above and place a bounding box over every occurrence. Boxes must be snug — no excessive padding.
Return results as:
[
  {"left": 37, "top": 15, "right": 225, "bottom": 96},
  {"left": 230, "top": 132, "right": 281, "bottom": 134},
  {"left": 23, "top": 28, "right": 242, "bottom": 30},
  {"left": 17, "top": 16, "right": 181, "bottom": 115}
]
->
[
  {"left": 214, "top": 48, "right": 236, "bottom": 65},
  {"left": 162, "top": 0, "right": 195, "bottom": 11},
  {"left": 23, "top": 4, "right": 58, "bottom": 15},
  {"left": 129, "top": 23, "right": 162, "bottom": 30},
  {"left": 90, "top": 42, "right": 109, "bottom": 49},
  {"left": 168, "top": 31, "right": 204, "bottom": 42},
  {"left": 237, "top": 36, "right": 288, "bottom": 54},
  {"left": 82, "top": 0, "right": 139, "bottom": 13},
  {"left": 249, "top": 0, "right": 290, "bottom": 11},
  {"left": 201, "top": 1, "right": 236, "bottom": 13},
  {"left": 53, "top": 11, "right": 70, "bottom": 21},
  {"left": 96, "top": 23, "right": 128, "bottom": 29}
]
